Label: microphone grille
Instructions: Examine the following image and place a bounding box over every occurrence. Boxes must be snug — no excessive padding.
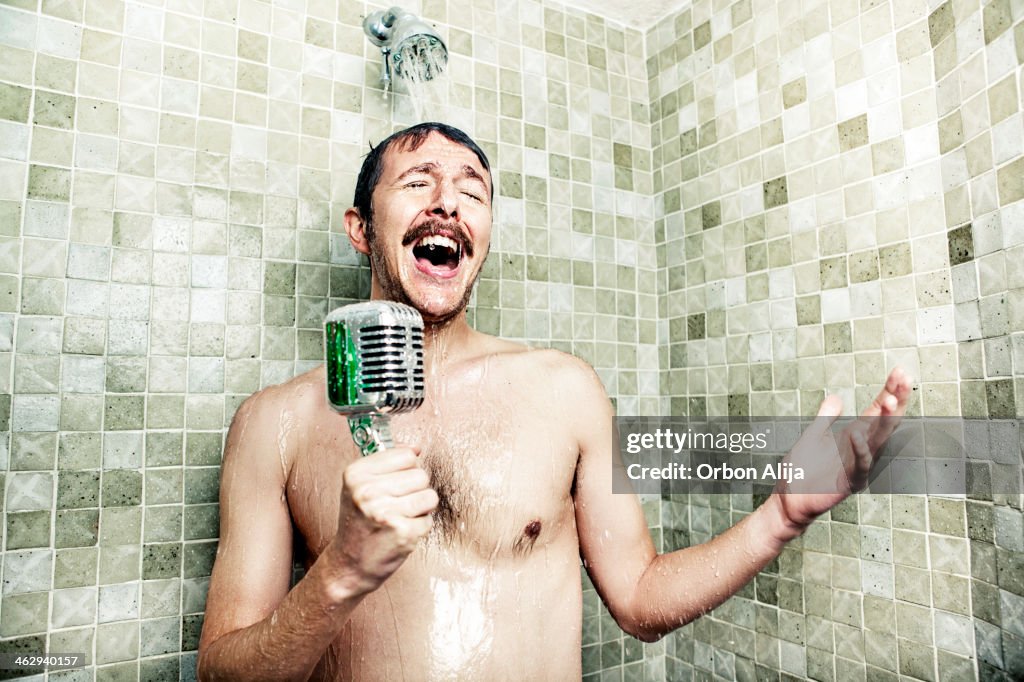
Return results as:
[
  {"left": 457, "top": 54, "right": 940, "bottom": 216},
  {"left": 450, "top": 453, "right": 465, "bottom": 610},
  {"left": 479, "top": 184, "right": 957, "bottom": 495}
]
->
[
  {"left": 352, "top": 322, "right": 424, "bottom": 411},
  {"left": 325, "top": 302, "right": 425, "bottom": 415}
]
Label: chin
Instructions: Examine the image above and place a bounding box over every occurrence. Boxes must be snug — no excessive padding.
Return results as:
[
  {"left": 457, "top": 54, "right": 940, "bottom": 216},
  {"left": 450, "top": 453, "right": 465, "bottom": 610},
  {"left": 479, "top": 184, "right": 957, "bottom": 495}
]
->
[
  {"left": 402, "top": 284, "right": 472, "bottom": 323},
  {"left": 409, "top": 297, "right": 467, "bottom": 324},
  {"left": 399, "top": 267, "right": 474, "bottom": 316},
  {"left": 373, "top": 256, "right": 477, "bottom": 324}
]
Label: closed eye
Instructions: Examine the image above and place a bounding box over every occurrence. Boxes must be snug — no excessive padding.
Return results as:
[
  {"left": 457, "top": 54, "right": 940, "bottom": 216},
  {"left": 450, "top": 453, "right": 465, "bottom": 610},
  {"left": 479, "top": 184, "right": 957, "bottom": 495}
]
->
[{"left": 457, "top": 180, "right": 487, "bottom": 203}]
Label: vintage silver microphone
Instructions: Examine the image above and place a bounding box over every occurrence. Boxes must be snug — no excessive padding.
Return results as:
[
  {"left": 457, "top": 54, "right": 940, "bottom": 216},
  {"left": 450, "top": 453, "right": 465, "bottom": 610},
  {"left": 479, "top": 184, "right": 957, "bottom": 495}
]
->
[{"left": 324, "top": 301, "right": 425, "bottom": 455}]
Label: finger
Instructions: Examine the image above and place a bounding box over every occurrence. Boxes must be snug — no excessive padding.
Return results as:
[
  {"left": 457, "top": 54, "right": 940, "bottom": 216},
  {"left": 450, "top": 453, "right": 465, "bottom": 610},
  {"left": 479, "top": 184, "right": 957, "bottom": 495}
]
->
[
  {"left": 847, "top": 426, "right": 872, "bottom": 492},
  {"left": 356, "top": 446, "right": 421, "bottom": 475},
  {"left": 373, "top": 467, "right": 433, "bottom": 498},
  {"left": 353, "top": 478, "right": 436, "bottom": 519},
  {"left": 868, "top": 418, "right": 900, "bottom": 453},
  {"left": 879, "top": 368, "right": 914, "bottom": 439},
  {"left": 808, "top": 394, "right": 843, "bottom": 439},
  {"left": 864, "top": 368, "right": 915, "bottom": 448},
  {"left": 861, "top": 367, "right": 912, "bottom": 419},
  {"left": 852, "top": 425, "right": 872, "bottom": 469},
  {"left": 853, "top": 368, "right": 904, "bottom": 450},
  {"left": 392, "top": 514, "right": 433, "bottom": 543},
  {"left": 401, "top": 487, "right": 439, "bottom": 517},
  {"left": 883, "top": 366, "right": 914, "bottom": 409}
]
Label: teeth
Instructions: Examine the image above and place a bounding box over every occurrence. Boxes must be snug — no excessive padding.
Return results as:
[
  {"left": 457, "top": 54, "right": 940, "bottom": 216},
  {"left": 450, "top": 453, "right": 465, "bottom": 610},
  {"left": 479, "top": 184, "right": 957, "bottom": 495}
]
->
[{"left": 418, "top": 235, "right": 459, "bottom": 254}]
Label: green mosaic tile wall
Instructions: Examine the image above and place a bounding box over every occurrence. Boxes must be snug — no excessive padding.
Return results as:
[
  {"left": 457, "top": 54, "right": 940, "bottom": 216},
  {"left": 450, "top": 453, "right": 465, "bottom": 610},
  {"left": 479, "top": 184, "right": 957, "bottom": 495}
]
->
[{"left": 648, "top": 0, "right": 1024, "bottom": 679}]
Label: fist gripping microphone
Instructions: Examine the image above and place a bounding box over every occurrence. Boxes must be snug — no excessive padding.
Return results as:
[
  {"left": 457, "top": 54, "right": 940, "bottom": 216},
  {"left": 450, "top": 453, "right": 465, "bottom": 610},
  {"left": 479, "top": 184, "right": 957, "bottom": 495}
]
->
[{"left": 324, "top": 301, "right": 425, "bottom": 456}]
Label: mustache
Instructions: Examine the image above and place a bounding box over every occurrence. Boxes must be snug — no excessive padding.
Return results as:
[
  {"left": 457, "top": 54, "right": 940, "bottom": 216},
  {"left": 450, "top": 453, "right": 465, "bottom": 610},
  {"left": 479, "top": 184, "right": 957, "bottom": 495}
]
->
[{"left": 401, "top": 219, "right": 474, "bottom": 258}]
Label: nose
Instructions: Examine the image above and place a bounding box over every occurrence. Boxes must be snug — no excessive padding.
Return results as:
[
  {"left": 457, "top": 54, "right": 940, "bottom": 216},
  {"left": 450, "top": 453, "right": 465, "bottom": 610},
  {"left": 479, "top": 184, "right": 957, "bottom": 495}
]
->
[{"left": 430, "top": 179, "right": 459, "bottom": 219}]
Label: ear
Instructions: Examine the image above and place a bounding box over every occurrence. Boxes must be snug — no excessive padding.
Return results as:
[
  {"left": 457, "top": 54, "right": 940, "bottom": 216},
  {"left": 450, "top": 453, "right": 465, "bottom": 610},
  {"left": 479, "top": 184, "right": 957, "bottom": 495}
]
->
[{"left": 344, "top": 207, "right": 371, "bottom": 256}]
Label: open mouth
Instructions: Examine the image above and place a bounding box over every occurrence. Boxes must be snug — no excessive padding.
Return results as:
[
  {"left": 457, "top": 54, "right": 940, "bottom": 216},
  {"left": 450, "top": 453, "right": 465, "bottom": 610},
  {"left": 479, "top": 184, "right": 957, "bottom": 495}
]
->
[
  {"left": 412, "top": 234, "right": 462, "bottom": 272},
  {"left": 402, "top": 218, "right": 476, "bottom": 279}
]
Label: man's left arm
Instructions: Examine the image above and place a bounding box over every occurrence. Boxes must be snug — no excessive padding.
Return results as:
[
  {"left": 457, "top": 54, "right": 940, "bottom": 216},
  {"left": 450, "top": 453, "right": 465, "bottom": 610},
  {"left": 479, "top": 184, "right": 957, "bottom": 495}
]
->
[{"left": 571, "top": 364, "right": 912, "bottom": 642}]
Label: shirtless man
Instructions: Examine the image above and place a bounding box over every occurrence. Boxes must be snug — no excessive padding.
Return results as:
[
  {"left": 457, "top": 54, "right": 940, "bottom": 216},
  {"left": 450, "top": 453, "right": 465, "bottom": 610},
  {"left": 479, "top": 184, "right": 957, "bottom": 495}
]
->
[{"left": 196, "top": 122, "right": 913, "bottom": 681}]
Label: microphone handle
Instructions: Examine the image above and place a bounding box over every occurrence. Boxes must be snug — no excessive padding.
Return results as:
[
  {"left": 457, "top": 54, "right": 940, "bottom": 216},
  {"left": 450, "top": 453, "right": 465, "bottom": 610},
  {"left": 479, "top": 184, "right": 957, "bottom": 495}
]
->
[{"left": 346, "top": 413, "right": 394, "bottom": 456}]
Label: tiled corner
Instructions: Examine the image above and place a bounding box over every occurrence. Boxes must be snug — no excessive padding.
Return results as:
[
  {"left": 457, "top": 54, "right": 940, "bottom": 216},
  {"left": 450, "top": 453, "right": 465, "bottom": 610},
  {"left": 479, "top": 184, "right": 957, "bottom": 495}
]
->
[{"left": 648, "top": 0, "right": 1024, "bottom": 678}]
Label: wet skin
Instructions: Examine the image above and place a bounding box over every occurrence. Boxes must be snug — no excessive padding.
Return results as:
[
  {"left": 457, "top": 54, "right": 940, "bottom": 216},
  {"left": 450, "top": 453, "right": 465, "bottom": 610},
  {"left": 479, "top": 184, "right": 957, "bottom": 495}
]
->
[
  {"left": 198, "top": 133, "right": 609, "bottom": 680},
  {"left": 218, "top": 350, "right": 593, "bottom": 680},
  {"left": 197, "top": 132, "right": 914, "bottom": 681}
]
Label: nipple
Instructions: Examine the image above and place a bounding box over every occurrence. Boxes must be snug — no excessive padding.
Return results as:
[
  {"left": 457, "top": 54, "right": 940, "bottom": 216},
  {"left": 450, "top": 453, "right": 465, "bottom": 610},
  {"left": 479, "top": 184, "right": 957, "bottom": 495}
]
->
[{"left": 513, "top": 520, "right": 543, "bottom": 556}]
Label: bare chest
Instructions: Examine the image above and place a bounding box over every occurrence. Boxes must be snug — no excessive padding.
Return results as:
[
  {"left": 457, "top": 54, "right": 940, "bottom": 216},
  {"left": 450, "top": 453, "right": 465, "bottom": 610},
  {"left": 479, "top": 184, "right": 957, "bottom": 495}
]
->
[{"left": 288, "top": 380, "right": 581, "bottom": 561}]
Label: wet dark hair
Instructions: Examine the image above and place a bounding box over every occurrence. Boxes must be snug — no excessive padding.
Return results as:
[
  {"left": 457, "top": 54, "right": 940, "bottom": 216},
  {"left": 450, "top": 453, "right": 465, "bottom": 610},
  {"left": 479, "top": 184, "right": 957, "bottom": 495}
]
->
[{"left": 352, "top": 122, "right": 492, "bottom": 235}]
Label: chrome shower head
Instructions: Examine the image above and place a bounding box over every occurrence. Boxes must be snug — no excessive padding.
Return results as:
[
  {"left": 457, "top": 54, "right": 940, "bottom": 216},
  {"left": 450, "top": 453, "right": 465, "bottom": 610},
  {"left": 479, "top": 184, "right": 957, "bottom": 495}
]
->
[{"left": 363, "top": 7, "right": 448, "bottom": 87}]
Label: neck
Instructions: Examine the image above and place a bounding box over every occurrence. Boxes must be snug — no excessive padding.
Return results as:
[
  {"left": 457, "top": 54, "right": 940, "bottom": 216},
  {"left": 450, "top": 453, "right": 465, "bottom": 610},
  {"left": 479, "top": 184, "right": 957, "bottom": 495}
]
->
[
  {"left": 421, "top": 311, "right": 474, "bottom": 372},
  {"left": 366, "top": 289, "right": 475, "bottom": 373},
  {"left": 368, "top": 276, "right": 477, "bottom": 370}
]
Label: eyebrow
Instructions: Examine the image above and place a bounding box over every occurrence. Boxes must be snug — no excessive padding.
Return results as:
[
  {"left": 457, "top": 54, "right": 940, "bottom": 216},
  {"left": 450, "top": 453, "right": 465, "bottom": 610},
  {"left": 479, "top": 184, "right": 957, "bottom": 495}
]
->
[
  {"left": 460, "top": 165, "right": 489, "bottom": 189},
  {"left": 395, "top": 162, "right": 490, "bottom": 191}
]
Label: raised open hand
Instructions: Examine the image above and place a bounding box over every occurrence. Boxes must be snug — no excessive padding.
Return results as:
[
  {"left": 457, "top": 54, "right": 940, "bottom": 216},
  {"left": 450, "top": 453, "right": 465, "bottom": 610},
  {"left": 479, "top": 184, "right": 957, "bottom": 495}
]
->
[{"left": 776, "top": 367, "right": 913, "bottom": 528}]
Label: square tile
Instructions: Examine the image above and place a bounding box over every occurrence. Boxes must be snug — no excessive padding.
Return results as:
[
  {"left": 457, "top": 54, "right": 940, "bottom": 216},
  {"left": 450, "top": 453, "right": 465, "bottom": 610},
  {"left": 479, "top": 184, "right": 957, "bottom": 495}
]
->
[
  {"left": 6, "top": 510, "right": 52, "bottom": 549},
  {"left": 0, "top": 592, "right": 49, "bottom": 637},
  {"left": 95, "top": 620, "right": 139, "bottom": 664},
  {"left": 98, "top": 581, "right": 139, "bottom": 623},
  {"left": 51, "top": 587, "right": 97, "bottom": 628},
  {"left": 2, "top": 550, "right": 53, "bottom": 594}
]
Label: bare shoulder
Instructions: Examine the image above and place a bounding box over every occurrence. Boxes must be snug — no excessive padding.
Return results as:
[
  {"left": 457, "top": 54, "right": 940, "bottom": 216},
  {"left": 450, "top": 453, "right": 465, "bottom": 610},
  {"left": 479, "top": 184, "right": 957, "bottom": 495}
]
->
[
  {"left": 510, "top": 348, "right": 614, "bottom": 455},
  {"left": 472, "top": 333, "right": 611, "bottom": 410},
  {"left": 232, "top": 366, "right": 324, "bottom": 425},
  {"left": 528, "top": 348, "right": 605, "bottom": 392},
  {"left": 224, "top": 366, "right": 327, "bottom": 473}
]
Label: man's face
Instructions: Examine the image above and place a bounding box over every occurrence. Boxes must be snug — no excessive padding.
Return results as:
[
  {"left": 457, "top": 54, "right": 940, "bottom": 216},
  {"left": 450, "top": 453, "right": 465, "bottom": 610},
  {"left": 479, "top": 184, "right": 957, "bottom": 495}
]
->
[{"left": 362, "top": 133, "right": 492, "bottom": 325}]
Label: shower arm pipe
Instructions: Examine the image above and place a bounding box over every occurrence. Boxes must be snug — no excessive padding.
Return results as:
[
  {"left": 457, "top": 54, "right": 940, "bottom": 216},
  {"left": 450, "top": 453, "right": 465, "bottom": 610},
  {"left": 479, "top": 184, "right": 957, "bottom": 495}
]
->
[{"left": 377, "top": 46, "right": 392, "bottom": 89}]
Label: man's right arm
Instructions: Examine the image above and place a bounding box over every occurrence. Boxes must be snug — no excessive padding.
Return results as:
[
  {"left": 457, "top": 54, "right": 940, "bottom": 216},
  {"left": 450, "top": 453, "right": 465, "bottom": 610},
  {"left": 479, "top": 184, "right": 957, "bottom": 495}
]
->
[{"left": 197, "top": 388, "right": 437, "bottom": 681}]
